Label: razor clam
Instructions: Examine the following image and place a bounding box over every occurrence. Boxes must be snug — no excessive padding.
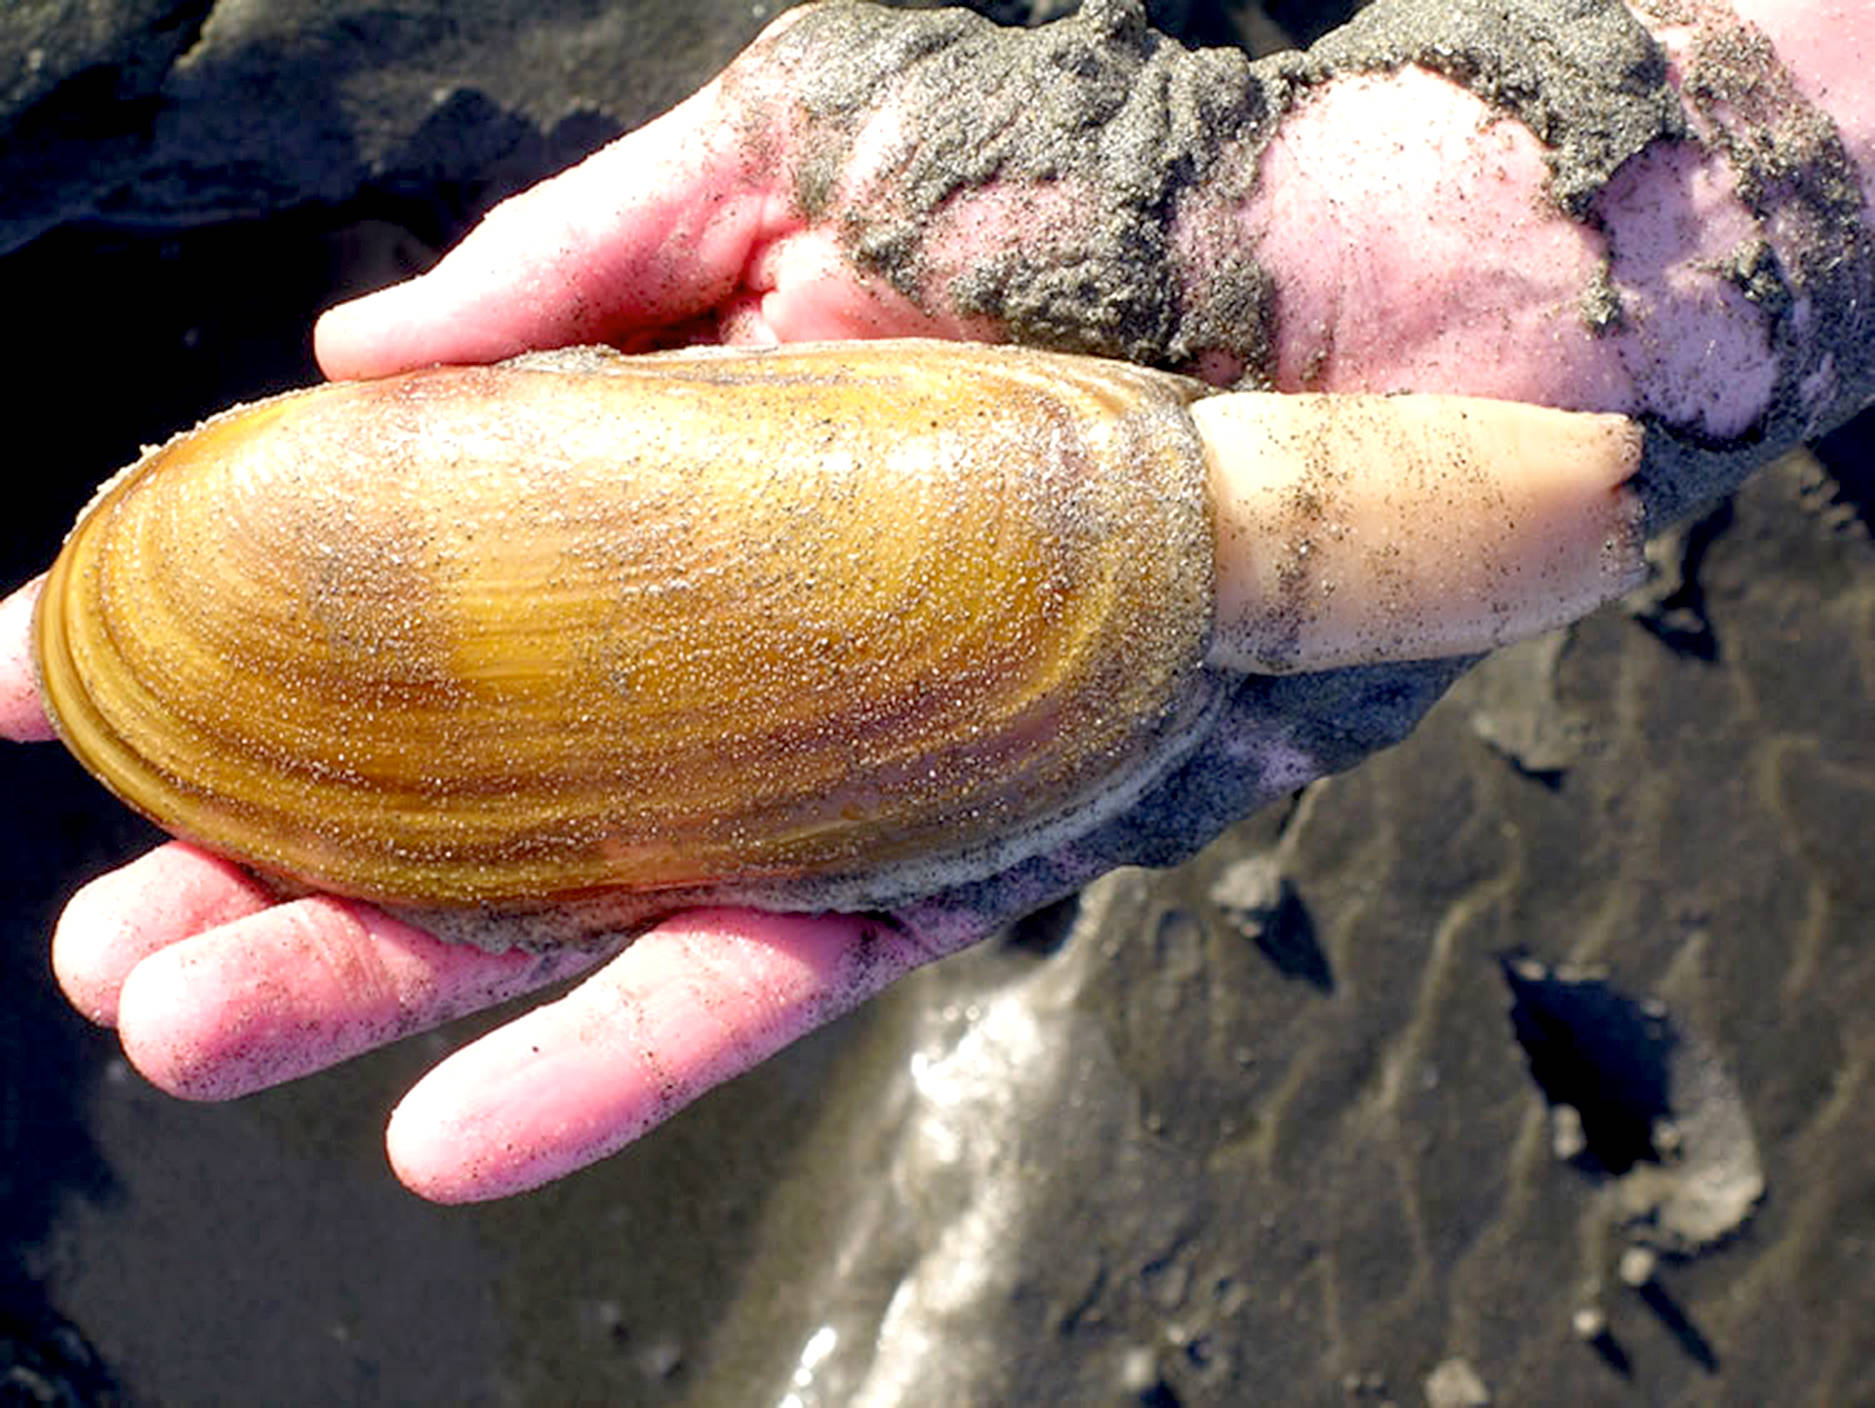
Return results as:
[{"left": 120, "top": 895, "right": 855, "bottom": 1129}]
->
[{"left": 33, "top": 339, "right": 1642, "bottom": 943}]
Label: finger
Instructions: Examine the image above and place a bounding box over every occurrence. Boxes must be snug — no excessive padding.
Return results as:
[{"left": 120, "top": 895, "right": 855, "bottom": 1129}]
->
[
  {"left": 53, "top": 842, "right": 275, "bottom": 1026},
  {"left": 113, "top": 896, "right": 615, "bottom": 1100},
  {"left": 1241, "top": 12, "right": 1875, "bottom": 449},
  {"left": 384, "top": 908, "right": 953, "bottom": 1204},
  {"left": 0, "top": 577, "right": 54, "bottom": 742},
  {"left": 714, "top": 224, "right": 995, "bottom": 346},
  {"left": 314, "top": 77, "right": 793, "bottom": 380},
  {"left": 1241, "top": 66, "right": 1632, "bottom": 410},
  {"left": 1733, "top": 0, "right": 1874, "bottom": 197}
]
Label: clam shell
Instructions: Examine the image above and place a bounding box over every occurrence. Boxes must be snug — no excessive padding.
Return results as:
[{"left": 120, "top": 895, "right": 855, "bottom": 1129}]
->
[{"left": 35, "top": 340, "right": 1223, "bottom": 930}]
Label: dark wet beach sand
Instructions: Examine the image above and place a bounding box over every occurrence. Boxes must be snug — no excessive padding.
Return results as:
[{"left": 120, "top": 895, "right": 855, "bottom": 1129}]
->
[{"left": 3, "top": 2, "right": 1872, "bottom": 1402}]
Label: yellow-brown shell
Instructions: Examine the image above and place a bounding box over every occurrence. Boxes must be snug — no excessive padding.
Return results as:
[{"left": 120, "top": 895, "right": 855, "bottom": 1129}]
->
[{"left": 35, "top": 340, "right": 1223, "bottom": 924}]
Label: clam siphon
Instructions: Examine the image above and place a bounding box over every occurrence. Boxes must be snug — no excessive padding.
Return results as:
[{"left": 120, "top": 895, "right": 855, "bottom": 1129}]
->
[{"left": 33, "top": 339, "right": 1643, "bottom": 941}]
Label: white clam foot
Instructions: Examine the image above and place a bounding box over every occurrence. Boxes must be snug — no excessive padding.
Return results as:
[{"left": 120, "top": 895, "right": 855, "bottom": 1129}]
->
[{"left": 1195, "top": 392, "right": 1646, "bottom": 674}]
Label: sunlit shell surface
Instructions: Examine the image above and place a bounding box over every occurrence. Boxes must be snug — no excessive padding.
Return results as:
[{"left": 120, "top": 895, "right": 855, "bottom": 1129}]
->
[{"left": 35, "top": 341, "right": 1223, "bottom": 922}]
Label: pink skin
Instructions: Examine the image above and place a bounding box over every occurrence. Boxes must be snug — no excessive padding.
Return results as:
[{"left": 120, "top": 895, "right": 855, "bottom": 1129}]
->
[{"left": 3, "top": 1, "right": 1871, "bottom": 1202}]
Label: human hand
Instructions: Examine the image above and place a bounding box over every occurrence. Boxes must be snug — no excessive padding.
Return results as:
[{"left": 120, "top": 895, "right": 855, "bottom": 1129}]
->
[{"left": 5, "top": 0, "right": 1870, "bottom": 1202}]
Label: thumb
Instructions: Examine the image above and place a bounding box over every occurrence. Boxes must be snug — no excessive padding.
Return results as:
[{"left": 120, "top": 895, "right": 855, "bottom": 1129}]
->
[{"left": 313, "top": 78, "right": 788, "bottom": 379}]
